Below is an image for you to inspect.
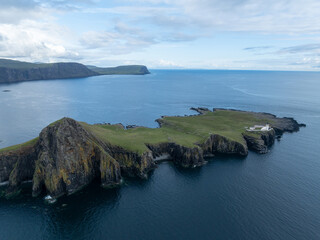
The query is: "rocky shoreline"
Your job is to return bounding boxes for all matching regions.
[0,108,305,200]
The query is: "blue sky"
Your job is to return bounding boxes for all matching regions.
[0,0,319,70]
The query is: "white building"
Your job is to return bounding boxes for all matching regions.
[261,124,271,131]
[246,124,271,132]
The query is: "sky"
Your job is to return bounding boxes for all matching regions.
[0,0,320,70]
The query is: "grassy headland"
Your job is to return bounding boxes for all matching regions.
[82,109,272,154]
[87,65,150,75]
[0,108,302,199]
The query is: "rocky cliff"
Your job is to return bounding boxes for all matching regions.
[0,62,98,84]
[0,108,305,199]
[31,118,122,198]
[0,119,122,198]
[242,130,275,154]
[147,142,205,167]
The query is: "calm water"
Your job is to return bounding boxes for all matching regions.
[0,70,320,239]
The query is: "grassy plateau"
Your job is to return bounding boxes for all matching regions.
[82,109,272,154]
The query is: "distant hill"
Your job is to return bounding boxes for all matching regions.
[0,59,150,84]
[87,65,150,75]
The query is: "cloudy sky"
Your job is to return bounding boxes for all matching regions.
[0,0,320,70]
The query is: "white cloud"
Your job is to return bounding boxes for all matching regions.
[0,20,80,62]
[157,59,183,68]
[0,0,320,69]
[135,0,320,34]
[80,22,155,55]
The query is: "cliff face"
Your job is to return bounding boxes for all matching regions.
[201,134,248,156]
[0,144,38,197]
[243,130,275,154]
[147,143,205,167]
[31,118,122,198]
[0,63,98,84]
[147,135,248,168]
[0,118,123,198]
[104,144,156,179]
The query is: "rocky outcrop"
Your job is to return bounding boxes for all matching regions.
[104,145,156,178]
[147,134,248,167]
[201,134,248,156]
[0,144,38,197]
[268,117,306,135]
[147,143,205,167]
[210,108,306,154]
[242,130,275,154]
[190,107,210,115]
[0,118,123,198]
[31,118,122,198]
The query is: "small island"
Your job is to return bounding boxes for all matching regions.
[0,58,150,84]
[0,108,305,199]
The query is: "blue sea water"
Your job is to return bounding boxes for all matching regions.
[0,70,319,240]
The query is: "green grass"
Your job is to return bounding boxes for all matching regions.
[0,59,55,69]
[82,109,273,154]
[0,137,39,154]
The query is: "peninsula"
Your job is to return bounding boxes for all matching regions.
[0,59,150,84]
[0,108,305,199]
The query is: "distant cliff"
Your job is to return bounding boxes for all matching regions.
[0,59,98,84]
[87,65,150,75]
[0,59,150,84]
[0,108,305,199]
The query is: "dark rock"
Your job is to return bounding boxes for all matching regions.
[243,130,275,154]
[0,143,38,197]
[126,125,139,129]
[190,107,210,115]
[147,143,206,167]
[105,144,156,179]
[201,134,248,156]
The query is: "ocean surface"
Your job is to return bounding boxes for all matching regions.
[0,70,319,240]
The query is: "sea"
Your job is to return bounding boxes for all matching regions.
[0,70,319,240]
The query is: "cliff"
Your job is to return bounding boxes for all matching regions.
[87,65,150,75]
[0,60,98,84]
[0,108,304,199]
[0,59,150,84]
